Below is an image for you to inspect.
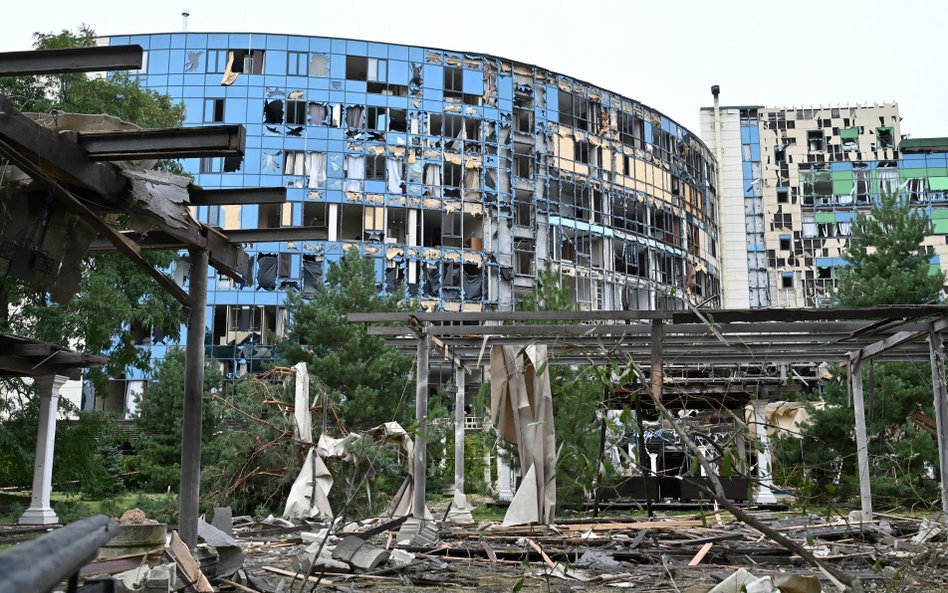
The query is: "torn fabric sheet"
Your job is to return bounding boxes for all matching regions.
[283,448,334,520]
[490,344,556,525]
[294,362,312,445]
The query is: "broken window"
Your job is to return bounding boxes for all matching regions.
[442,213,463,247]
[876,127,894,149]
[284,151,306,176]
[302,203,329,238]
[421,210,442,247]
[257,204,282,229]
[558,90,596,131]
[228,49,265,74]
[389,109,408,133]
[344,155,365,191]
[308,102,328,126]
[781,272,794,289]
[363,206,384,241]
[204,98,225,123]
[286,100,306,125]
[514,239,535,276]
[345,105,365,128]
[779,235,791,251]
[367,106,386,131]
[807,130,824,152]
[346,56,386,82]
[443,114,463,139]
[514,108,532,134]
[574,141,590,164]
[444,67,463,101]
[617,111,643,147]
[366,155,385,181]
[263,100,284,125]
[513,148,532,178]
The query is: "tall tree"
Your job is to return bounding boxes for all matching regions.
[835,189,944,306]
[0,26,186,392]
[279,252,413,430]
[775,190,944,506]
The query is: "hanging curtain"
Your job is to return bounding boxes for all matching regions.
[345,156,365,192]
[286,151,305,176]
[308,103,327,126]
[386,158,404,194]
[330,104,343,127]
[307,152,327,188]
[424,164,442,186]
[346,105,365,128]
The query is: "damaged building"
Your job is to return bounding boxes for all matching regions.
[701,96,948,308]
[98,32,722,405]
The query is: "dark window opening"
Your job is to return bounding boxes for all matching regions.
[366,155,385,181]
[514,108,532,133]
[229,49,265,74]
[286,100,306,125]
[205,98,225,123]
[444,67,463,100]
[346,56,368,80]
[258,203,282,229]
[779,236,791,250]
[876,127,894,149]
[807,130,824,152]
[390,109,408,132]
[781,274,794,289]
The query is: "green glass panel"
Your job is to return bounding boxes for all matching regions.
[932,220,948,234]
[833,179,854,194]
[929,177,948,191]
[815,212,836,223]
[930,264,942,276]
[930,210,948,220]
[839,127,859,140]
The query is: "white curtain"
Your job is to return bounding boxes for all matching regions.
[838,222,852,236]
[285,151,305,176]
[424,164,441,186]
[330,104,343,128]
[386,158,403,194]
[345,155,365,192]
[307,152,327,188]
[346,105,365,128]
[308,103,327,126]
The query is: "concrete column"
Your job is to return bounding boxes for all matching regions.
[752,400,777,504]
[179,248,208,548]
[928,326,948,516]
[412,334,429,518]
[496,454,514,501]
[453,365,466,495]
[851,358,873,521]
[19,374,69,525]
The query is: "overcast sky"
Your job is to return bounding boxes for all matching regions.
[2,0,944,139]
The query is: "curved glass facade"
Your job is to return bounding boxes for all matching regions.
[108,32,720,371]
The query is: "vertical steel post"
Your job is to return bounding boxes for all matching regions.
[851,356,873,521]
[928,325,948,515]
[179,248,208,548]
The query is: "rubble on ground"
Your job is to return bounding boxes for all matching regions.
[64,505,948,593]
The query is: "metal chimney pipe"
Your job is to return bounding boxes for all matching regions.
[182,9,190,32]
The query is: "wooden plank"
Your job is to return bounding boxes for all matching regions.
[167,531,213,593]
[687,542,714,566]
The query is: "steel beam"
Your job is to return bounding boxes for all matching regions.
[77,125,246,161]
[413,334,430,519]
[189,186,287,206]
[0,44,143,76]
[224,226,331,243]
[928,325,948,516]
[850,356,873,521]
[0,96,127,199]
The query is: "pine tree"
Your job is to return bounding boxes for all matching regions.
[279,252,413,430]
[835,189,944,306]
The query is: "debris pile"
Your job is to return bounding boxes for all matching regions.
[67,507,948,592]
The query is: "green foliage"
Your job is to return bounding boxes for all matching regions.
[202,374,300,515]
[0,395,125,497]
[323,435,408,518]
[774,363,941,507]
[131,349,223,491]
[279,251,414,430]
[0,25,185,391]
[835,189,944,306]
[519,262,575,314]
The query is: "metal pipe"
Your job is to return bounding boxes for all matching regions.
[0,515,121,593]
[179,247,208,547]
[454,364,465,496]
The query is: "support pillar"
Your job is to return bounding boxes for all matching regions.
[412,333,429,518]
[928,325,948,517]
[179,248,208,548]
[454,365,465,496]
[850,356,873,521]
[19,374,68,525]
[752,400,777,504]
